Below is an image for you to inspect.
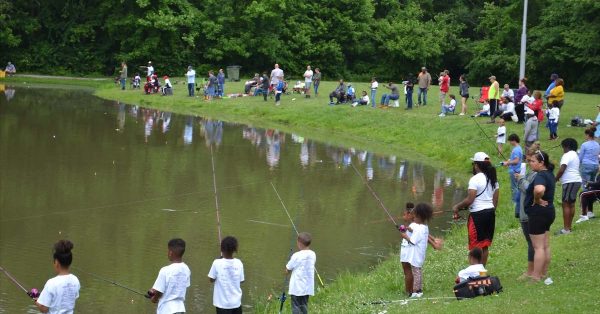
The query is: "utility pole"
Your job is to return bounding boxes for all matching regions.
[519,0,528,80]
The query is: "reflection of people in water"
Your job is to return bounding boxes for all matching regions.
[343,150,352,167]
[161,112,171,134]
[432,169,444,209]
[144,110,154,143]
[265,129,281,168]
[412,163,425,197]
[366,152,374,181]
[3,87,15,102]
[242,127,262,147]
[117,102,126,132]
[300,139,309,167]
[130,105,139,118]
[398,160,408,183]
[201,119,223,147]
[183,116,193,145]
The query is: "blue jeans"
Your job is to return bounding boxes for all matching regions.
[417,88,427,105]
[187,83,195,96]
[380,94,399,105]
[207,86,215,97]
[120,78,126,90]
[218,83,224,96]
[441,104,454,114]
[314,81,320,95]
[581,163,599,187]
[510,170,520,217]
[406,91,413,108]
[370,89,377,107]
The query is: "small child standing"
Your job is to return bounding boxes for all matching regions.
[547,102,560,140]
[275,80,284,106]
[399,203,416,297]
[286,232,316,314]
[496,119,506,155]
[399,203,434,298]
[456,247,487,283]
[208,236,245,313]
[35,240,81,313]
[149,238,191,314]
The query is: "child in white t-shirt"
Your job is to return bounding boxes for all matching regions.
[399,202,417,297]
[208,236,245,313]
[149,238,191,314]
[439,94,457,117]
[36,240,81,314]
[352,91,370,107]
[547,102,560,140]
[399,203,434,298]
[496,119,506,155]
[456,247,487,283]
[286,232,316,313]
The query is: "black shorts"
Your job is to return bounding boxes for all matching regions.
[562,182,581,203]
[216,306,242,314]
[462,94,470,99]
[468,208,495,249]
[528,207,555,235]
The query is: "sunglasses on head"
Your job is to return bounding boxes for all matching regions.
[535,150,545,162]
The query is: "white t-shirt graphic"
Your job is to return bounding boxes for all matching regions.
[37,274,80,314]
[286,250,316,296]
[208,258,245,309]
[152,262,191,314]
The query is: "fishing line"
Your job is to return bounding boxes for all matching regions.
[277,188,302,314]
[364,295,458,306]
[349,162,399,228]
[0,265,39,298]
[270,182,325,289]
[210,144,223,247]
[72,267,149,298]
[470,116,507,160]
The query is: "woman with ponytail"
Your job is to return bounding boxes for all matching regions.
[452,152,500,266]
[35,240,80,313]
[524,150,556,283]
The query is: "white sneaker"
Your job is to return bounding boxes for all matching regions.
[410,292,423,298]
[459,113,465,116]
[438,113,446,117]
[544,277,553,285]
[587,211,595,218]
[556,228,571,235]
[576,215,589,224]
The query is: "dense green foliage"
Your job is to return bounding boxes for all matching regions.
[1,0,600,91]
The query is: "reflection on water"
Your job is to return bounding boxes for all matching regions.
[0,88,466,313]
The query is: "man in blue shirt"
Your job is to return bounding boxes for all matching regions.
[544,73,558,105]
[504,134,523,218]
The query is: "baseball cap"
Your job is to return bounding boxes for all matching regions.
[470,152,490,162]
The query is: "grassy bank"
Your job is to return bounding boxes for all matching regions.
[3,75,600,313]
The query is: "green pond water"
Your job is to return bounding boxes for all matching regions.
[0,86,464,313]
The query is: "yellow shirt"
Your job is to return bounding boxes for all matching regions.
[488,82,500,100]
[548,85,564,103]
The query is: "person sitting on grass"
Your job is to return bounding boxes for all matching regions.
[4,62,16,76]
[379,82,400,107]
[351,91,369,107]
[472,100,491,117]
[346,84,356,102]
[456,247,487,283]
[439,94,457,117]
[329,79,347,105]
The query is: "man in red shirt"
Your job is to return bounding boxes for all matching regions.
[439,70,450,107]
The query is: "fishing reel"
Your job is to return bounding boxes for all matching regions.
[27,288,40,299]
[145,290,155,299]
[397,224,407,233]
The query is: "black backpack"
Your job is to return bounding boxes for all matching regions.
[453,276,502,300]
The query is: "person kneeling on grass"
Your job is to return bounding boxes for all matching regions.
[329,79,347,105]
[439,94,457,117]
[456,247,487,283]
[351,91,370,107]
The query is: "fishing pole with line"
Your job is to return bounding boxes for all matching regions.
[469,116,508,160]
[0,265,40,299]
[72,267,151,298]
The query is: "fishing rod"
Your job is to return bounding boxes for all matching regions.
[72,267,150,298]
[349,163,400,229]
[364,295,458,306]
[277,191,302,314]
[209,144,223,247]
[270,182,325,289]
[0,265,40,299]
[470,116,507,160]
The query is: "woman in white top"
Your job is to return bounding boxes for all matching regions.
[36,240,80,314]
[555,138,583,234]
[452,152,499,266]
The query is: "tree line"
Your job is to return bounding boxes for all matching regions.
[1,0,599,92]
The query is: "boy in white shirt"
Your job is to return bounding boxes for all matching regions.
[496,119,506,156]
[208,236,245,313]
[286,232,316,314]
[456,247,487,283]
[439,94,457,117]
[351,91,370,107]
[370,77,379,108]
[149,238,191,314]
[303,66,313,97]
[547,102,560,140]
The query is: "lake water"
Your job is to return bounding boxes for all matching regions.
[0,86,464,313]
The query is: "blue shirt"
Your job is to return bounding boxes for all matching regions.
[579,140,600,165]
[595,113,600,138]
[509,145,523,173]
[545,81,556,96]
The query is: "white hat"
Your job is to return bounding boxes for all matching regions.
[470,152,490,162]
